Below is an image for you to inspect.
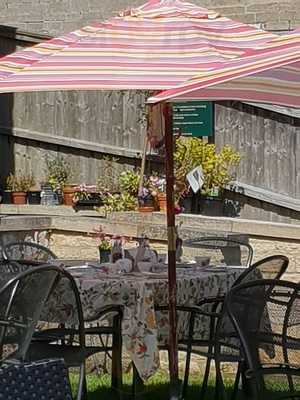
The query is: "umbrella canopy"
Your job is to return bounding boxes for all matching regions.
[0,0,277,93]
[147,32,300,107]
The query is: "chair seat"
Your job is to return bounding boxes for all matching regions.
[27,342,109,367]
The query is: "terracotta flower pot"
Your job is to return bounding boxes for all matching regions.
[138,206,154,213]
[157,192,167,212]
[12,192,27,205]
[63,186,76,206]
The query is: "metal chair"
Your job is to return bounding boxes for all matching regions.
[0,265,73,399]
[225,279,300,400]
[0,259,123,397]
[24,264,118,400]
[2,241,57,262]
[156,255,289,399]
[184,236,254,267]
[0,264,62,362]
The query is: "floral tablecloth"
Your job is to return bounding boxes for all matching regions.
[45,265,243,380]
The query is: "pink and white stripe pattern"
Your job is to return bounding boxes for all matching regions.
[0,0,276,92]
[147,32,300,108]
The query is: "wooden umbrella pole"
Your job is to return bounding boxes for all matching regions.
[163,102,179,399]
[138,132,148,196]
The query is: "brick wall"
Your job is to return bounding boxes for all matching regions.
[0,0,298,36]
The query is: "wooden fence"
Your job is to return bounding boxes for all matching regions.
[0,30,299,223]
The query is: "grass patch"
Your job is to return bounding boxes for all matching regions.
[70,371,298,399]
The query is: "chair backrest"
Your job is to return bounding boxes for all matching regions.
[2,241,57,262]
[0,264,85,363]
[234,254,289,287]
[0,265,60,362]
[225,279,300,385]
[0,260,29,288]
[214,255,289,357]
[184,236,253,267]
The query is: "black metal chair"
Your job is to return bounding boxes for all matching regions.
[2,241,57,262]
[155,255,289,399]
[0,264,73,399]
[0,264,62,362]
[0,259,123,397]
[184,236,254,267]
[24,264,121,400]
[225,279,300,400]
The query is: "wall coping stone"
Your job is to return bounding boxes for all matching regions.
[0,206,300,241]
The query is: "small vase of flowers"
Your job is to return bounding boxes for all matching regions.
[92,225,131,264]
[92,226,112,263]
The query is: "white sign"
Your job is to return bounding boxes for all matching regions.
[186,165,204,193]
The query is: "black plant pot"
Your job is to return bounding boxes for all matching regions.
[28,191,41,205]
[1,191,12,204]
[138,196,154,208]
[199,196,224,216]
[55,189,64,205]
[75,193,103,207]
[180,192,201,214]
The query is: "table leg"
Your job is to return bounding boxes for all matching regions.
[132,363,144,399]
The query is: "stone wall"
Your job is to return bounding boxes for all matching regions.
[49,229,300,281]
[0,0,298,36]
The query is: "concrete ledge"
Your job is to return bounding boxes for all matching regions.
[0,204,102,218]
[0,215,51,232]
[1,206,300,241]
[108,212,300,241]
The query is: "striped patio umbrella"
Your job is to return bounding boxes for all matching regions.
[0,2,288,398]
[0,0,277,92]
[147,32,300,107]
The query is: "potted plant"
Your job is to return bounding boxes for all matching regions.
[45,156,73,205]
[119,169,140,196]
[199,144,240,216]
[73,184,102,207]
[148,174,167,212]
[6,173,34,205]
[98,236,112,263]
[138,186,155,212]
[174,137,240,216]
[91,225,130,264]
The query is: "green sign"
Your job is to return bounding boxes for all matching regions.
[172,101,214,137]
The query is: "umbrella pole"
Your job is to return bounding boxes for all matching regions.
[163,102,179,400]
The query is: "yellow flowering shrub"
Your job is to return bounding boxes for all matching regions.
[174,137,240,197]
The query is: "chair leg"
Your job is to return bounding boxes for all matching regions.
[76,363,86,400]
[215,360,227,400]
[199,357,212,400]
[132,363,144,400]
[112,315,123,396]
[182,310,196,399]
[231,362,241,400]
[241,365,258,400]
[182,345,193,397]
